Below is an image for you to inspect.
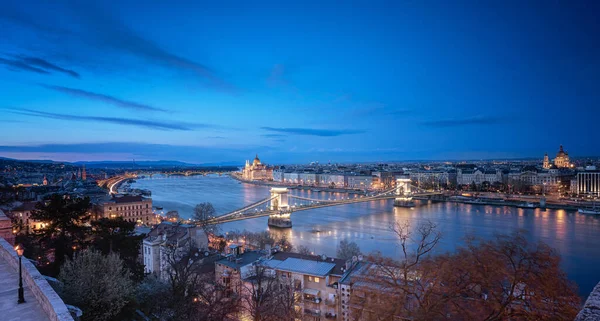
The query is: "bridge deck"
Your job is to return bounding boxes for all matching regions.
[211,194,399,224]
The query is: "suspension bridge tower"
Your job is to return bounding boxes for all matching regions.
[394,178,415,207]
[268,188,292,228]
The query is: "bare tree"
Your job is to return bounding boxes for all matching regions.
[351,225,580,321]
[193,202,220,235]
[337,239,361,260]
[241,263,281,321]
[352,220,442,320]
[442,232,581,321]
[274,234,293,252]
[161,240,239,320]
[296,245,312,256]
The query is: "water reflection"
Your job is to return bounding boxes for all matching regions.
[131,175,600,296]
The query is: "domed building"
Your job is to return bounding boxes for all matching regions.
[553,145,571,168]
[242,154,273,181]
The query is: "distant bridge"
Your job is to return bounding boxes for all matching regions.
[138,170,234,177]
[208,178,444,228]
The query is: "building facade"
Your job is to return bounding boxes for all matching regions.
[10,201,45,233]
[576,171,600,197]
[457,169,503,185]
[553,145,571,168]
[101,195,157,225]
[142,222,209,276]
[346,175,374,189]
[242,155,273,181]
[317,173,346,188]
[0,210,14,245]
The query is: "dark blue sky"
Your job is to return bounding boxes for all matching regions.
[1,0,598,164]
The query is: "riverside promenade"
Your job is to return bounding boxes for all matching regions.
[0,238,73,321]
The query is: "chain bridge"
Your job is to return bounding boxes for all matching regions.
[208,178,444,228]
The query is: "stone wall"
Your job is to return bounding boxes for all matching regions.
[0,238,74,321]
[576,282,600,321]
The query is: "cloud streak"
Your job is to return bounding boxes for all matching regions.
[40,84,166,112]
[0,54,80,78]
[0,57,50,74]
[261,127,365,137]
[9,108,213,131]
[421,115,506,127]
[261,134,287,138]
[0,2,234,91]
[20,56,80,78]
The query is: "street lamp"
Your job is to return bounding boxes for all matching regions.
[15,245,25,304]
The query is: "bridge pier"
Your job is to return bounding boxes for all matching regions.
[268,188,292,228]
[394,178,415,207]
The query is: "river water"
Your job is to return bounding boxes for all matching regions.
[129,174,600,296]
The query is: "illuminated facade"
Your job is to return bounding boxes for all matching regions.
[11,202,47,233]
[543,153,550,169]
[242,154,273,180]
[577,171,600,196]
[102,195,157,225]
[553,145,571,168]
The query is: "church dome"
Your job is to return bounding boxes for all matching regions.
[253,154,261,165]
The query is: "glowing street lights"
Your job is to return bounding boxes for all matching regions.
[15,244,25,304]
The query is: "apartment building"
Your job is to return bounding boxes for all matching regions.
[142,222,209,276]
[101,195,157,225]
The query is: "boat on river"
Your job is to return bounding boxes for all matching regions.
[516,202,537,209]
[579,202,600,215]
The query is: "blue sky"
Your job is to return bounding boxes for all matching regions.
[0,0,598,164]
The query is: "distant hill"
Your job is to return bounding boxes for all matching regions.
[72,160,198,168]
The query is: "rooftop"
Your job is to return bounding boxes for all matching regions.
[271,251,346,275]
[217,251,263,269]
[111,195,146,203]
[270,257,336,277]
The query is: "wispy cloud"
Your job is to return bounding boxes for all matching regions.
[40,84,166,112]
[8,108,213,131]
[421,115,506,127]
[0,54,80,78]
[0,2,235,91]
[0,142,271,163]
[261,134,287,138]
[0,57,50,74]
[261,127,365,137]
[206,136,226,139]
[20,56,80,78]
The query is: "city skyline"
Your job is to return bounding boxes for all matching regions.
[1,1,599,163]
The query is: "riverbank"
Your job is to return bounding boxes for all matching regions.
[229,173,369,195]
[231,174,586,211]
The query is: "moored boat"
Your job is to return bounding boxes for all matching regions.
[578,208,600,215]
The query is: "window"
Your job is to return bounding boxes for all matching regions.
[314,277,320,283]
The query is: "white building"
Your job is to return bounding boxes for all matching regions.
[273,169,284,182]
[317,173,346,188]
[577,171,600,197]
[457,169,503,185]
[346,175,374,189]
[298,172,318,186]
[142,222,209,276]
[283,172,299,184]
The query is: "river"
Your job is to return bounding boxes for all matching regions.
[128,174,600,296]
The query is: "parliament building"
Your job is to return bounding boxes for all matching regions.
[242,154,273,181]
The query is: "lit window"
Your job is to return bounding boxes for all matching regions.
[314,277,319,283]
